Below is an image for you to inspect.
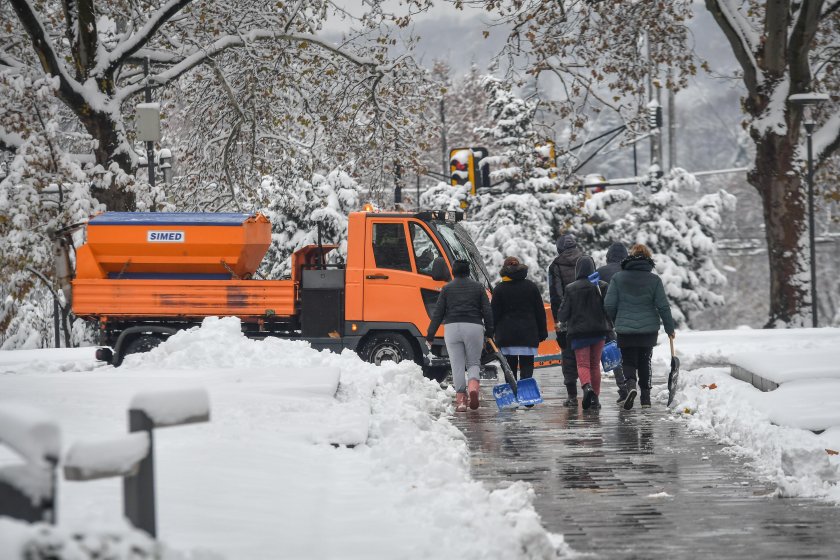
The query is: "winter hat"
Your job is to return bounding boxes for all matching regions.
[556,234,577,254]
[605,242,629,264]
[574,255,596,280]
[500,256,528,281]
[452,259,471,277]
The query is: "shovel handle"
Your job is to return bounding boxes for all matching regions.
[669,337,675,358]
[487,337,500,352]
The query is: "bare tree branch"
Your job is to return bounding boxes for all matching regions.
[789,0,824,91]
[99,0,193,76]
[116,30,380,101]
[705,0,762,95]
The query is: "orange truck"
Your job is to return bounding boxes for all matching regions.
[68,209,562,371]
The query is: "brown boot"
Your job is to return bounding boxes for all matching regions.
[468,379,480,410]
[455,392,468,412]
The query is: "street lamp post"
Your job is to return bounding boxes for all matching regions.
[789,92,829,328]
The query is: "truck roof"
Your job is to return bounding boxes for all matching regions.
[89,212,262,226]
[355,210,463,222]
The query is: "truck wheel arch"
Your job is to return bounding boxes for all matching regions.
[112,325,180,366]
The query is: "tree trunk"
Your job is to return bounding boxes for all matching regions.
[77,105,136,211]
[750,131,810,327]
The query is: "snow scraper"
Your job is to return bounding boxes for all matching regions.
[667,338,680,406]
[488,339,543,409]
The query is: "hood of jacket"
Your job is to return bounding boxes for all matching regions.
[574,255,596,280]
[621,254,655,272]
[606,242,629,264]
[555,234,578,255]
[500,263,528,281]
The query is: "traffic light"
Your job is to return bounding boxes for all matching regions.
[648,102,663,130]
[450,147,490,195]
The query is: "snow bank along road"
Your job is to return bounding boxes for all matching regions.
[0,317,568,559]
[453,327,840,559]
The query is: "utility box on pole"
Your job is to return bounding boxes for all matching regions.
[136,103,161,143]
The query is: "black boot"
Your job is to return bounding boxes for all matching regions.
[641,391,651,408]
[623,381,638,410]
[562,383,578,407]
[582,383,594,410]
[616,386,629,405]
[591,394,601,410]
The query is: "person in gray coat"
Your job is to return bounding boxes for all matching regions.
[603,244,676,409]
[596,242,630,405]
[427,259,493,412]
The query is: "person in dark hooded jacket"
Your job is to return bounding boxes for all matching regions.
[596,242,630,405]
[603,244,676,409]
[548,234,583,405]
[556,255,610,410]
[491,256,547,381]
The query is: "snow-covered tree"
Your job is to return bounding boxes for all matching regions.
[477,0,840,327]
[1,0,436,210]
[602,170,737,327]
[258,169,361,278]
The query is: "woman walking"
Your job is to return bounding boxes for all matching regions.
[556,255,610,410]
[491,256,547,381]
[603,244,676,409]
[426,259,494,412]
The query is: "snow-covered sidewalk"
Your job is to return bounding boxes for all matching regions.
[0,317,566,559]
[661,328,840,504]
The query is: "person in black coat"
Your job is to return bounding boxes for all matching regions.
[557,255,610,410]
[596,242,630,405]
[491,256,548,380]
[548,233,583,405]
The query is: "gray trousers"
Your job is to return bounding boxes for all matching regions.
[444,322,485,393]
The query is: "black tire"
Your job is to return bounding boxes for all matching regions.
[124,334,163,357]
[358,332,416,366]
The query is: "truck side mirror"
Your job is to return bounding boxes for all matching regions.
[431,257,452,282]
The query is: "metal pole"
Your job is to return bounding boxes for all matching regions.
[144,58,155,189]
[124,410,156,537]
[806,122,818,327]
[439,98,448,177]
[394,163,402,206]
[633,143,638,176]
[668,69,676,170]
[53,297,60,348]
[416,175,421,212]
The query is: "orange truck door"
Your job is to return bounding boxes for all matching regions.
[362,219,447,334]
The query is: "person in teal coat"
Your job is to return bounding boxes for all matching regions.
[603,243,676,409]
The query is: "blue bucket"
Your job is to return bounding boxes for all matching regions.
[515,378,543,406]
[601,340,622,372]
[493,383,519,410]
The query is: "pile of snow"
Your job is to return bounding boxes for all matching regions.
[0,317,567,559]
[661,328,840,504]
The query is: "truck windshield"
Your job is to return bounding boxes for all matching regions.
[434,222,493,289]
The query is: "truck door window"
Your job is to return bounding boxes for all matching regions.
[409,223,442,276]
[372,223,412,271]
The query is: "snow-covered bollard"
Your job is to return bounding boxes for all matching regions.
[124,388,210,538]
[63,432,150,481]
[0,403,61,524]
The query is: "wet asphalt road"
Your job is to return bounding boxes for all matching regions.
[449,367,840,559]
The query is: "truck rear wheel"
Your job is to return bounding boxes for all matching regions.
[359,332,416,366]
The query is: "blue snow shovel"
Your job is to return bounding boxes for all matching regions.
[489,338,519,409]
[488,339,543,409]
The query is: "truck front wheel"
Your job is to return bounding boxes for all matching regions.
[358,332,416,366]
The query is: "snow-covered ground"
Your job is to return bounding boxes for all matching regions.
[0,317,567,559]
[659,327,840,504]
